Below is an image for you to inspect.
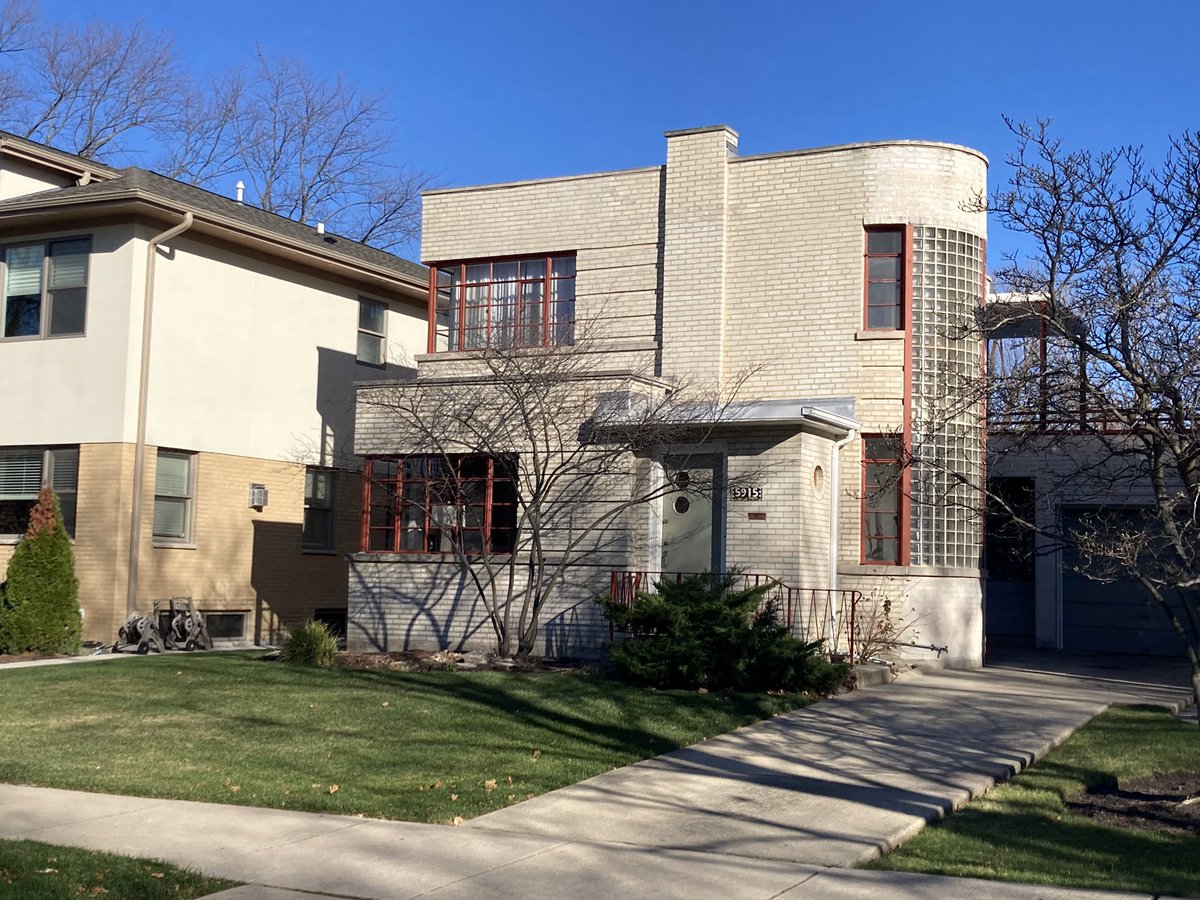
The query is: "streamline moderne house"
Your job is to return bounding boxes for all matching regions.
[0,131,427,645]
[349,125,990,666]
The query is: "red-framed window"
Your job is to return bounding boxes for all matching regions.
[861,435,903,564]
[864,227,904,330]
[362,454,518,555]
[429,254,576,352]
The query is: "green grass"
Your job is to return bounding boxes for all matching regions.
[0,653,812,823]
[0,838,235,899]
[866,705,1200,897]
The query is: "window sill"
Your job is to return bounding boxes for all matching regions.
[839,563,981,578]
[302,548,339,556]
[350,551,516,564]
[854,330,904,341]
[415,340,658,363]
[153,541,197,550]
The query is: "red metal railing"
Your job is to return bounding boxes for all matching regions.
[607,571,860,661]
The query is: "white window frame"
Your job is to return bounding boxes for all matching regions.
[1,236,91,341]
[152,449,197,545]
[357,297,387,366]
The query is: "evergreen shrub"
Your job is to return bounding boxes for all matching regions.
[600,573,848,694]
[0,487,82,655]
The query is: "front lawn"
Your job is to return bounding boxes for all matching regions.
[0,653,812,823]
[0,838,234,899]
[866,705,1200,898]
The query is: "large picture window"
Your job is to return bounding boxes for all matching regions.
[864,228,904,330]
[862,435,903,565]
[0,446,79,537]
[431,254,575,352]
[363,454,517,555]
[2,237,90,339]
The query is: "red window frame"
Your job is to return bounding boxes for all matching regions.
[864,227,905,330]
[427,254,576,353]
[361,454,517,555]
[861,435,904,565]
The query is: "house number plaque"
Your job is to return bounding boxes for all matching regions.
[729,485,764,502]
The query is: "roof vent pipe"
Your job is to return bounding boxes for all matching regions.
[316,222,325,235]
[235,181,245,203]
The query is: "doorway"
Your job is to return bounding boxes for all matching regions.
[660,457,722,575]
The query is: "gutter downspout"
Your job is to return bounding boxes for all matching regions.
[126,212,194,615]
[828,427,857,652]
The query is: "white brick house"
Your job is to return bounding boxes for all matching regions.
[349,125,989,665]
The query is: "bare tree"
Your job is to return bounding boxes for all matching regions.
[355,320,760,658]
[938,119,1200,715]
[1,11,181,159]
[0,6,428,251]
[159,49,429,251]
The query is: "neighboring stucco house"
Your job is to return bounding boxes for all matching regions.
[0,131,427,646]
[348,125,989,666]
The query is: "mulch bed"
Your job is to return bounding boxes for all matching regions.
[1067,772,1200,837]
[264,648,586,674]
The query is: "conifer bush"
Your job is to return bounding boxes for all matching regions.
[0,487,82,655]
[600,573,849,694]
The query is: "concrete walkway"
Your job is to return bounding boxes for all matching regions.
[1,652,1194,898]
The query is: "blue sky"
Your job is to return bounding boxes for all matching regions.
[41,0,1200,262]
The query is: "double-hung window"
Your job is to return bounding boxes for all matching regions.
[153,450,196,543]
[357,298,387,366]
[431,254,576,352]
[862,435,902,565]
[864,228,904,330]
[363,454,517,555]
[2,237,90,339]
[303,467,335,551]
[0,446,79,537]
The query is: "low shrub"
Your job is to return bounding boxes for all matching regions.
[279,619,339,667]
[600,574,849,694]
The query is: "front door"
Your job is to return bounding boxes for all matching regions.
[661,459,719,575]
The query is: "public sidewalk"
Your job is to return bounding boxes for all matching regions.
[1,653,1194,899]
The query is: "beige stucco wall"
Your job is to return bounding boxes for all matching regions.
[0,223,139,446]
[0,156,74,201]
[139,228,425,466]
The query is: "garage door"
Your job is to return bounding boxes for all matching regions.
[1061,509,1190,657]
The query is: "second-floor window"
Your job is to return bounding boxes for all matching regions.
[864,228,903,330]
[2,237,90,340]
[357,298,387,366]
[431,254,576,352]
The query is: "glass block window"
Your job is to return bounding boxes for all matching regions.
[909,226,985,568]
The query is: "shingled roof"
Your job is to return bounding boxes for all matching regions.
[0,131,427,287]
